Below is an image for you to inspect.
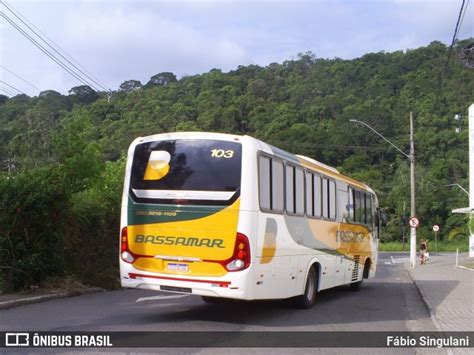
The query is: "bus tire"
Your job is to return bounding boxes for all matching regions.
[350,259,370,291]
[350,278,363,291]
[293,266,317,309]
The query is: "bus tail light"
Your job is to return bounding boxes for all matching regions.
[226,233,251,271]
[121,251,135,263]
[121,227,128,252]
[120,227,135,263]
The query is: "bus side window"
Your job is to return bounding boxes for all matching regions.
[354,190,361,223]
[305,172,313,217]
[295,167,305,215]
[348,187,354,221]
[329,180,336,220]
[322,177,329,219]
[314,174,322,217]
[258,156,271,210]
[285,165,295,214]
[271,160,284,212]
[366,194,373,226]
[258,155,284,213]
[361,193,368,224]
[336,184,348,222]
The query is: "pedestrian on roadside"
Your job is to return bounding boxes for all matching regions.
[420,239,428,265]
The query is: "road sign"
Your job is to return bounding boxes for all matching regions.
[433,225,440,252]
[409,217,419,228]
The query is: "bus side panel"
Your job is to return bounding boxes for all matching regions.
[251,212,342,299]
[251,210,377,298]
[252,213,299,300]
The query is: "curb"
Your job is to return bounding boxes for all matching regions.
[405,268,444,332]
[0,288,103,310]
[455,265,474,272]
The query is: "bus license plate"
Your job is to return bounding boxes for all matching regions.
[167,263,189,272]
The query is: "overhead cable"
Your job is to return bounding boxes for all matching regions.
[1,0,110,92]
[433,0,468,110]
[457,0,470,39]
[0,80,26,94]
[0,86,16,96]
[0,11,100,91]
[0,64,41,92]
[442,0,467,76]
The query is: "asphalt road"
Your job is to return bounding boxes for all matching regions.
[1,253,445,354]
[0,253,437,335]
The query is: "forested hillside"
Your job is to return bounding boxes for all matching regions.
[1,40,472,291]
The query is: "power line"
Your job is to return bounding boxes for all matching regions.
[443,0,467,74]
[455,0,471,69]
[0,0,111,94]
[0,86,15,96]
[433,0,468,110]
[0,80,25,94]
[1,0,110,92]
[269,140,400,153]
[0,65,41,92]
[458,0,470,40]
[0,11,100,91]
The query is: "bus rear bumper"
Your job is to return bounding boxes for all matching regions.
[120,270,250,299]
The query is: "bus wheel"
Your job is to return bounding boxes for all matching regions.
[351,260,369,291]
[350,278,363,291]
[294,267,317,309]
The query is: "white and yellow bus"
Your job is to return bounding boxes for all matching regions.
[120,132,381,308]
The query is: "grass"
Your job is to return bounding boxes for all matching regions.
[462,262,474,270]
[379,242,408,252]
[379,240,469,252]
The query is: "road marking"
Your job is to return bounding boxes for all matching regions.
[392,258,410,264]
[390,256,410,264]
[136,294,190,303]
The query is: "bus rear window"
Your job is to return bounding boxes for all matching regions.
[130,139,242,204]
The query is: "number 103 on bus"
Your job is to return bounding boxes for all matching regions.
[210,149,234,158]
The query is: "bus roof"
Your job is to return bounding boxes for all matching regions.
[264,141,369,191]
[131,131,371,191]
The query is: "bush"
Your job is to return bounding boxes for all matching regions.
[63,158,125,288]
[0,168,67,291]
[0,157,125,292]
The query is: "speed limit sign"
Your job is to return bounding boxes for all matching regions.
[433,225,440,232]
[409,217,420,228]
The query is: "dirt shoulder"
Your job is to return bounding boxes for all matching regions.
[0,278,103,310]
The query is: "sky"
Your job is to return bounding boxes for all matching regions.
[0,0,473,96]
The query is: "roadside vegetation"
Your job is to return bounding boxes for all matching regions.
[0,40,472,292]
[462,262,474,269]
[379,239,469,252]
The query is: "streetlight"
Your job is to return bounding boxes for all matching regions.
[350,113,417,268]
[445,183,470,197]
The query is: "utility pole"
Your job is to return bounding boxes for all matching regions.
[350,114,417,268]
[409,112,417,268]
[451,105,473,257]
[402,201,406,251]
[469,104,474,257]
